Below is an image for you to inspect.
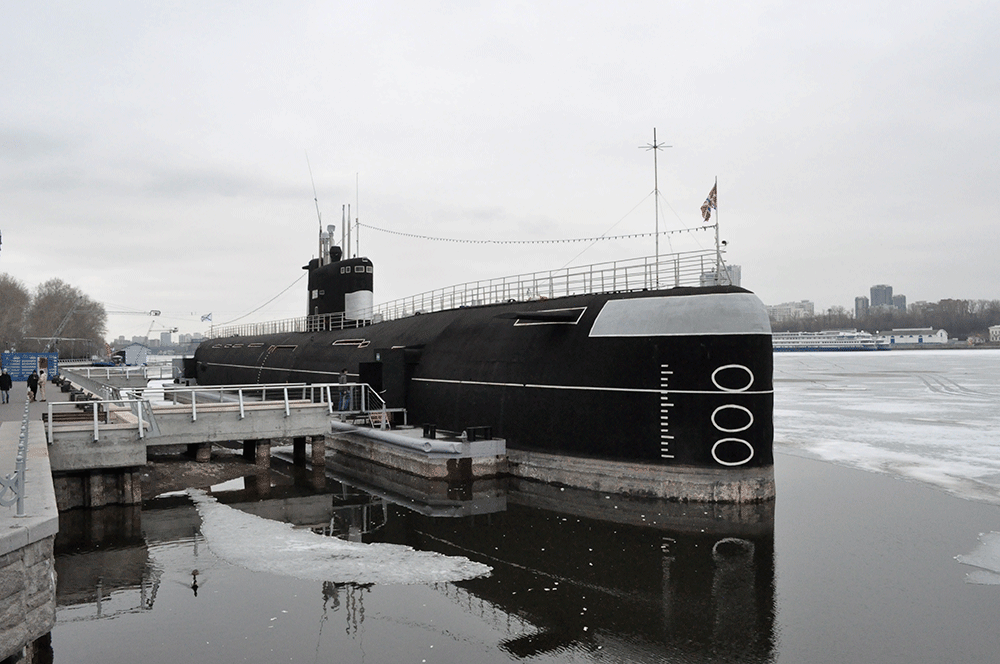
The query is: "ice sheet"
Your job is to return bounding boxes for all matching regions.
[774,349,1000,504]
[187,489,492,585]
[956,531,1000,585]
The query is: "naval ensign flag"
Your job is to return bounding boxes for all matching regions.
[701,183,717,222]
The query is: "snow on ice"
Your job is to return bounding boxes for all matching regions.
[187,489,492,585]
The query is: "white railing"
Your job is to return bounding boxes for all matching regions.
[1,394,30,516]
[209,312,369,339]
[71,366,159,381]
[210,249,724,339]
[149,381,388,422]
[46,398,152,444]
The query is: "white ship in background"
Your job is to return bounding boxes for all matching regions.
[772,329,890,352]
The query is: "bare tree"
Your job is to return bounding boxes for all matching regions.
[0,273,30,351]
[23,279,107,358]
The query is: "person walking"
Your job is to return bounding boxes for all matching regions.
[37,368,47,401]
[0,369,11,404]
[26,371,39,402]
[338,368,350,410]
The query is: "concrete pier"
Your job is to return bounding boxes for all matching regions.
[242,439,271,467]
[327,423,507,483]
[292,436,325,468]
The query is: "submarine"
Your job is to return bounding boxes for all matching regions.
[192,226,774,502]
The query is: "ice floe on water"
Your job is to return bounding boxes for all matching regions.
[956,532,1000,585]
[187,489,492,585]
[774,349,1000,504]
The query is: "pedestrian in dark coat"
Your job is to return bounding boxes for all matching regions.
[27,371,39,402]
[0,369,11,404]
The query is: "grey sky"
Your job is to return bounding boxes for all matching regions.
[3,2,997,339]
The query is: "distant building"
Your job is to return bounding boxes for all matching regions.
[767,300,815,322]
[884,328,948,346]
[855,296,869,319]
[870,284,893,307]
[160,331,172,346]
[700,264,741,287]
[118,343,150,366]
[990,325,1000,343]
[892,294,906,312]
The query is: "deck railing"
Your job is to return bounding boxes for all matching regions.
[209,249,725,339]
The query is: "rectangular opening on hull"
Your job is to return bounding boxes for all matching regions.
[332,339,368,347]
[508,307,587,326]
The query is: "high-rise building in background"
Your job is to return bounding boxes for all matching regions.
[892,294,906,312]
[855,296,869,319]
[870,284,893,307]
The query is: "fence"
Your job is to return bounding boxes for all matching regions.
[0,395,30,516]
[210,249,725,338]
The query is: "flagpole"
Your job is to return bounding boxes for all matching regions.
[714,176,722,284]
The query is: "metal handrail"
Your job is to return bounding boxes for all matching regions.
[71,366,152,380]
[0,394,29,516]
[148,381,387,422]
[45,398,151,443]
[209,249,725,338]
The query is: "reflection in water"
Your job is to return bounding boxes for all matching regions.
[54,458,775,662]
[371,479,776,661]
[54,506,162,621]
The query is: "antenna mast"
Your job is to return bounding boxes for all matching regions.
[640,129,671,286]
[306,152,324,259]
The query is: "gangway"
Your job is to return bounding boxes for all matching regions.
[43,381,408,473]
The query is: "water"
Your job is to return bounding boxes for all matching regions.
[50,350,1000,663]
[774,348,1000,503]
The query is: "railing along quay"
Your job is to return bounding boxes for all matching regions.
[0,394,30,516]
[209,249,727,338]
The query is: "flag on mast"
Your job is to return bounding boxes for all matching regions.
[701,183,717,222]
[701,183,719,223]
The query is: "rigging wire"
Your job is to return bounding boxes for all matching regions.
[558,191,656,268]
[219,272,307,327]
[357,213,711,247]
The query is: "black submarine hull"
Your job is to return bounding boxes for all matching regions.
[194,285,773,471]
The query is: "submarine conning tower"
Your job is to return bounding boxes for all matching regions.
[304,228,373,322]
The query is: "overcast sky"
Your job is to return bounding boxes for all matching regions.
[3,1,998,340]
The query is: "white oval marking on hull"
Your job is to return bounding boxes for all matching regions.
[711,404,754,433]
[711,438,754,466]
[711,364,754,392]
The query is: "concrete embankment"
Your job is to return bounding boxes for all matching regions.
[0,392,59,662]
